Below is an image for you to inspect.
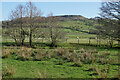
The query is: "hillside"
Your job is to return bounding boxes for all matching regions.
[2,15,98,34]
[55,15,98,33]
[54,15,87,21]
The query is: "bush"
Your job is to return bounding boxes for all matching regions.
[97,58,109,65]
[93,66,109,78]
[80,52,94,64]
[2,49,11,58]
[38,70,47,78]
[55,48,68,56]
[80,48,86,53]
[79,49,100,64]
[34,49,43,61]
[2,66,15,78]
[16,47,33,61]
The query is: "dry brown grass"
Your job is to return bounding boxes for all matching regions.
[92,64,110,78]
[2,65,15,78]
[2,49,11,58]
[35,49,44,61]
[16,47,33,61]
[38,70,47,78]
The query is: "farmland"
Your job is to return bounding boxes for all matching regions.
[2,17,120,78]
[2,42,119,78]
[1,1,120,79]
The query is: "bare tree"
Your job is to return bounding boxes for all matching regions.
[5,4,27,45]
[95,18,116,47]
[3,2,42,46]
[100,1,120,20]
[46,13,66,47]
[3,4,26,45]
[25,2,42,47]
[18,5,26,45]
[99,1,120,45]
[4,27,21,44]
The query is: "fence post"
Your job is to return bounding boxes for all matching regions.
[89,37,91,45]
[77,37,79,44]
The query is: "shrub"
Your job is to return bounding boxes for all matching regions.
[68,48,74,52]
[38,71,42,78]
[16,47,33,61]
[34,49,43,61]
[80,52,94,64]
[79,49,100,64]
[55,48,68,56]
[11,48,18,55]
[2,66,15,78]
[98,52,110,59]
[81,48,86,53]
[2,49,11,58]
[38,70,47,78]
[94,66,109,78]
[88,49,98,54]
[108,58,118,65]
[103,52,110,56]
[72,60,82,67]
[69,53,78,62]
[98,58,109,65]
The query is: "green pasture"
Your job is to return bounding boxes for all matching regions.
[2,21,120,78]
[2,41,120,78]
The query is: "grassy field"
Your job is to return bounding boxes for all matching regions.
[2,56,118,78]
[2,23,120,78]
[2,41,120,78]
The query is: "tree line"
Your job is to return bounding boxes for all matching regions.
[2,2,65,47]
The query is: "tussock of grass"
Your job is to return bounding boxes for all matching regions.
[2,65,15,78]
[2,49,11,58]
[2,45,119,78]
